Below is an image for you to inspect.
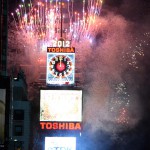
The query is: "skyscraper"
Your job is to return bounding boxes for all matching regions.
[0,0,8,76]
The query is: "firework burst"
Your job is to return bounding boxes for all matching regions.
[8,0,149,137]
[11,0,103,49]
[122,31,150,70]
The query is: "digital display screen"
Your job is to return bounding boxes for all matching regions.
[40,90,82,122]
[45,137,76,150]
[52,40,71,47]
[0,89,6,144]
[46,47,75,86]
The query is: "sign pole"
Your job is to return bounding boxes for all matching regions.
[61,0,63,38]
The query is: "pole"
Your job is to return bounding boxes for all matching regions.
[61,0,63,38]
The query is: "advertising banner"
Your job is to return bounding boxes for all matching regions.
[40,90,82,122]
[45,137,76,150]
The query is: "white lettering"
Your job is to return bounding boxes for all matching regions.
[48,147,72,150]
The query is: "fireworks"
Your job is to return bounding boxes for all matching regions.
[8,0,104,97]
[108,82,130,125]
[117,107,129,124]
[11,0,103,49]
[8,0,149,136]
[122,32,150,70]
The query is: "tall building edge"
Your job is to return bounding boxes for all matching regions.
[0,0,8,76]
[0,75,11,150]
[7,72,31,150]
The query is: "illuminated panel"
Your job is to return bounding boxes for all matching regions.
[46,47,75,86]
[0,89,6,145]
[45,137,76,150]
[40,90,82,122]
[52,40,71,47]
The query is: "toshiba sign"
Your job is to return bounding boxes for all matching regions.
[40,122,81,130]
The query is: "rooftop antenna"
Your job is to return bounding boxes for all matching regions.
[60,0,63,38]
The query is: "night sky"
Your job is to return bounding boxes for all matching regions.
[7,0,150,150]
[105,0,150,22]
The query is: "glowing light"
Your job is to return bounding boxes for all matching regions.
[89,38,93,43]
[11,0,103,45]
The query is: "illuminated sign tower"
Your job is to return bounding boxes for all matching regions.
[40,1,82,150]
[46,0,75,86]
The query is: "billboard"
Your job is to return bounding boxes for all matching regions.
[0,89,6,145]
[45,137,76,150]
[40,90,82,122]
[46,47,75,86]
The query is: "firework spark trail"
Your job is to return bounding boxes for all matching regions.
[11,0,103,46]
[8,0,150,137]
[122,31,150,70]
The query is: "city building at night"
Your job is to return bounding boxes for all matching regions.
[0,0,8,76]
[0,0,10,149]
[8,71,31,150]
[0,75,10,150]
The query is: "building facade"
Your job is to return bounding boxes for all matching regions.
[8,71,31,150]
[0,75,10,150]
[0,0,8,76]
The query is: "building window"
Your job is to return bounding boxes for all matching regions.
[14,125,23,136]
[13,87,27,100]
[14,141,24,150]
[14,110,24,120]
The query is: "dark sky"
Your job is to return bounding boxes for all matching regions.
[104,0,150,22]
